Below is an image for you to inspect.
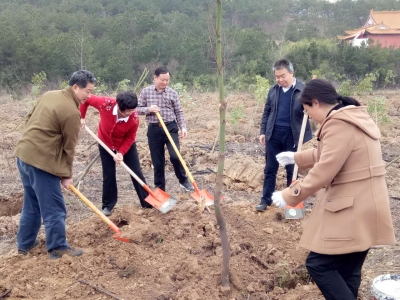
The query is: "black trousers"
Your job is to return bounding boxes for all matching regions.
[262,126,296,205]
[99,143,152,210]
[147,121,187,191]
[306,249,369,300]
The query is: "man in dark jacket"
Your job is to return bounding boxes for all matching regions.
[257,59,312,211]
[14,70,96,259]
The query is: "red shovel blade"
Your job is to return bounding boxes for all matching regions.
[113,234,131,243]
[145,188,178,214]
[284,180,304,219]
[284,202,304,219]
[191,190,214,206]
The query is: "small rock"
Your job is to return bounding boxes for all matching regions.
[263,228,274,234]
[246,283,256,292]
[273,286,285,294]
[219,285,231,293]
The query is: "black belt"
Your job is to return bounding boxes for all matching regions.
[149,121,175,127]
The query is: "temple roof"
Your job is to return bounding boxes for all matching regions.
[339,10,400,40]
[369,10,400,29]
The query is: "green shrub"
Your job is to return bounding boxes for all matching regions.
[228,103,245,125]
[171,82,193,107]
[337,80,353,97]
[192,74,217,92]
[115,79,131,93]
[31,71,47,97]
[355,72,377,96]
[366,97,390,127]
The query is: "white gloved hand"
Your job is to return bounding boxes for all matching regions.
[272,191,287,208]
[276,152,295,167]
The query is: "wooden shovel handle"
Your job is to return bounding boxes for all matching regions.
[291,75,317,182]
[155,112,199,191]
[292,113,308,182]
[69,185,121,234]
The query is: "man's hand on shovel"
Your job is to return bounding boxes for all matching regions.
[61,178,73,190]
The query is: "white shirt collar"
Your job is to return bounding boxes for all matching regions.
[113,105,129,123]
[281,78,296,93]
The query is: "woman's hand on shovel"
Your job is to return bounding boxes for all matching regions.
[114,152,123,164]
[276,152,295,167]
[272,191,287,208]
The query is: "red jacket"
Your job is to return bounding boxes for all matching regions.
[80,95,139,155]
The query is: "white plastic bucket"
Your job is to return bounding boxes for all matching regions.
[371,274,400,300]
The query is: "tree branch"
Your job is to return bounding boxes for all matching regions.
[78,279,122,300]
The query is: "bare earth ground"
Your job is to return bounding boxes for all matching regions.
[0,90,399,300]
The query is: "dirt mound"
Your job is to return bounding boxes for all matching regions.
[0,194,23,217]
[0,91,399,299]
[0,203,323,300]
[224,156,264,191]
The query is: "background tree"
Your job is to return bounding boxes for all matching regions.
[1,0,400,90]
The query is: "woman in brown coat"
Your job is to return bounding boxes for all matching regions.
[272,79,396,300]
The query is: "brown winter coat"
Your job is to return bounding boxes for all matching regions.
[14,87,81,178]
[282,106,396,255]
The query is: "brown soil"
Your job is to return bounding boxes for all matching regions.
[0,90,399,300]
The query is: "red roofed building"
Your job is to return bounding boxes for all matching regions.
[338,10,400,48]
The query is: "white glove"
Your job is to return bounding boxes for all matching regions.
[272,191,287,208]
[276,152,295,167]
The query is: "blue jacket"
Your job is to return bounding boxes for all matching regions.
[260,80,312,145]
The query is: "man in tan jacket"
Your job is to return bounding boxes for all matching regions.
[273,79,395,300]
[15,70,96,259]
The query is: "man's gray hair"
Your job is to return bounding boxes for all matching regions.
[273,59,294,73]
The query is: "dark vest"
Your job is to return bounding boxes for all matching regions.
[275,86,293,128]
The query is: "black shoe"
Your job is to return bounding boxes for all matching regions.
[180,180,194,192]
[49,247,84,260]
[256,203,268,211]
[102,207,112,216]
[18,238,41,255]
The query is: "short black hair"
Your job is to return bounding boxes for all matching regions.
[69,70,97,88]
[116,91,138,111]
[154,66,170,77]
[273,59,294,73]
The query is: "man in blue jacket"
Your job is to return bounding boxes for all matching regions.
[257,59,312,211]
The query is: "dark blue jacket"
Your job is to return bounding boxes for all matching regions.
[260,80,312,145]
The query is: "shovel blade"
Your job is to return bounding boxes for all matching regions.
[284,202,304,219]
[191,190,214,206]
[145,188,178,214]
[113,234,132,243]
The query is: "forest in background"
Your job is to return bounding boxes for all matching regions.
[1,0,400,93]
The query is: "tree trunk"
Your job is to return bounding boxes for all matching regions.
[214,0,230,288]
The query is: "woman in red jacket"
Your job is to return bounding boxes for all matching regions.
[80,91,152,216]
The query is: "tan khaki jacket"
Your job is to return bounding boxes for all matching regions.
[15,87,80,178]
[282,106,396,254]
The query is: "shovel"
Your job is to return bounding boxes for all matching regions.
[155,112,214,207]
[284,112,307,219]
[284,75,317,219]
[84,125,177,214]
[69,185,131,243]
